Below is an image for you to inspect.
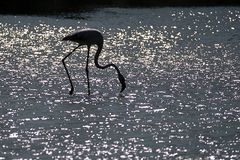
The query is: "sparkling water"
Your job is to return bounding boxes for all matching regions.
[0,7,239,159]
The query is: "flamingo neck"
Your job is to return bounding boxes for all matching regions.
[94,44,126,92]
[94,44,119,71]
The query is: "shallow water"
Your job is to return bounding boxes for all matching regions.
[0,7,240,159]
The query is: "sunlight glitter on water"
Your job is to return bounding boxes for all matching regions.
[0,7,240,159]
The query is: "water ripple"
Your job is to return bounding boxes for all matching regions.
[0,7,240,159]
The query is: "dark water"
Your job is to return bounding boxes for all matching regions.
[0,7,240,159]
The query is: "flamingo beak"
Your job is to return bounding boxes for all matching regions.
[118,73,126,93]
[62,36,70,41]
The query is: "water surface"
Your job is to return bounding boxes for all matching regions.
[0,7,240,159]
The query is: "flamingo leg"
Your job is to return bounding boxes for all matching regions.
[62,45,80,95]
[86,46,91,95]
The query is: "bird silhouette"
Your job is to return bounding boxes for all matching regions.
[62,28,126,95]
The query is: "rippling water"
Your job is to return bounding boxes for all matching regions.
[0,7,240,159]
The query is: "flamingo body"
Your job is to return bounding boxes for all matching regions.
[62,29,103,46]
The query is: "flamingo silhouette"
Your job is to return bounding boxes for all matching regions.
[62,29,126,95]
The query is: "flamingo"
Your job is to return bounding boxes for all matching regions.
[62,28,126,95]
